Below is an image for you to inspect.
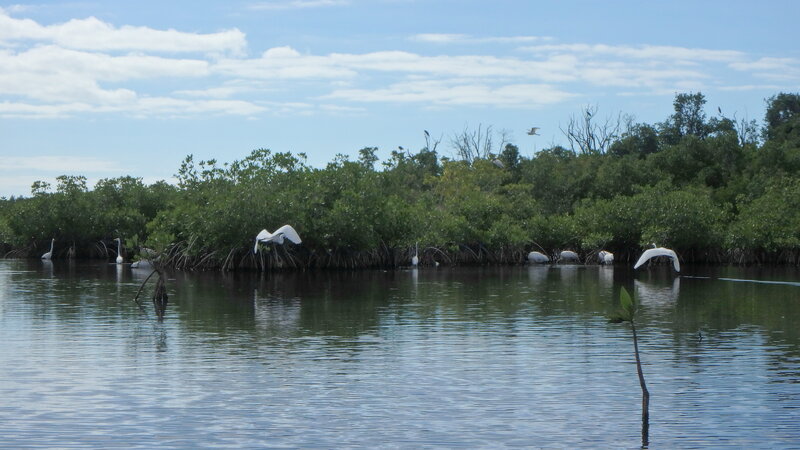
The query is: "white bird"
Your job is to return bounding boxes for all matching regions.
[527,127,540,136]
[411,242,419,266]
[528,251,550,264]
[559,250,579,262]
[113,238,124,264]
[131,260,152,269]
[492,159,505,169]
[634,245,680,272]
[41,238,55,260]
[598,250,614,265]
[254,225,302,253]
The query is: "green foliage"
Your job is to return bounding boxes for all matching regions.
[728,178,800,251]
[2,91,799,267]
[765,92,800,142]
[609,286,636,323]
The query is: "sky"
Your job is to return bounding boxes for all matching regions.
[0,0,798,198]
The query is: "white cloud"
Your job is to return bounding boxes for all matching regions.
[729,57,799,71]
[718,84,783,91]
[325,80,574,107]
[0,155,123,172]
[411,33,468,43]
[0,8,246,54]
[247,0,349,10]
[214,46,358,79]
[0,8,793,119]
[0,96,265,119]
[522,43,745,63]
[729,57,800,82]
[411,33,552,44]
[0,45,210,107]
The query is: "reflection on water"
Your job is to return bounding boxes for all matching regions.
[635,277,680,309]
[0,260,799,448]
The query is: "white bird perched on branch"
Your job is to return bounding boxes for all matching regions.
[598,250,614,265]
[254,225,302,253]
[634,245,680,272]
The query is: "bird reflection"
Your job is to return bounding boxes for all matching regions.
[253,289,301,335]
[527,265,548,287]
[634,277,680,308]
[41,259,54,277]
[598,265,614,290]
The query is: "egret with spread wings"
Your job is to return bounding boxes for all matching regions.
[634,245,680,272]
[254,225,302,253]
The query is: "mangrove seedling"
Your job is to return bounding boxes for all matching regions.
[609,286,649,447]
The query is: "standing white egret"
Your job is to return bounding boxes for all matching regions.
[598,250,614,265]
[527,251,550,264]
[411,242,419,266]
[634,245,680,272]
[559,250,580,262]
[254,225,302,253]
[113,238,124,264]
[41,238,55,260]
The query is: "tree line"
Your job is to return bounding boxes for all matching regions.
[1,92,799,269]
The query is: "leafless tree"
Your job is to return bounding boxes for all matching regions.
[560,105,627,155]
[423,129,442,153]
[450,124,510,163]
[732,112,760,147]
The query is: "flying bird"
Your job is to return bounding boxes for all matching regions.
[527,127,540,136]
[254,225,302,253]
[634,244,680,272]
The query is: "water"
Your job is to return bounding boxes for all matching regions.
[1,260,798,448]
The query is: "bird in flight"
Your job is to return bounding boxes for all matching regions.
[527,127,540,136]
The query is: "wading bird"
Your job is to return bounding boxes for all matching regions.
[527,251,550,264]
[113,238,124,264]
[254,225,302,253]
[527,127,540,136]
[41,238,55,260]
[634,244,680,272]
[411,242,419,266]
[559,250,580,262]
[598,250,614,265]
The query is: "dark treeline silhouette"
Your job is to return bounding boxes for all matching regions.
[2,92,800,270]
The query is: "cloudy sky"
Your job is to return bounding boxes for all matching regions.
[0,0,798,197]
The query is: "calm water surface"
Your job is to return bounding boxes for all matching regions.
[0,260,798,448]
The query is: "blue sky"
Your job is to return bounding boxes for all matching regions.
[0,0,798,198]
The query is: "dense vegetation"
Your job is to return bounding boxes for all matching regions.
[2,92,800,270]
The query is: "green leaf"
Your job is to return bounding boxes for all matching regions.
[619,286,635,321]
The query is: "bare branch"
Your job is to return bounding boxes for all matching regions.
[560,105,623,154]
